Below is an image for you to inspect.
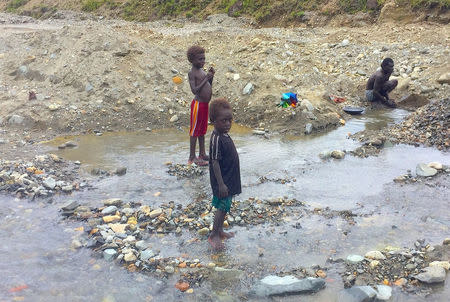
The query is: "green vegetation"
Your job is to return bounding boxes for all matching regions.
[6,0,29,12]
[338,0,367,13]
[3,0,450,21]
[82,0,105,12]
[81,0,119,12]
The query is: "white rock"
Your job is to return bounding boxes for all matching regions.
[437,72,450,84]
[376,285,392,300]
[124,252,137,262]
[347,254,364,264]
[103,249,117,261]
[165,266,175,273]
[170,115,179,122]
[243,82,254,95]
[429,261,450,271]
[428,162,443,170]
[416,163,437,177]
[365,250,386,260]
[149,208,163,218]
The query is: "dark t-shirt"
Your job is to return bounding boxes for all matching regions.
[209,130,241,197]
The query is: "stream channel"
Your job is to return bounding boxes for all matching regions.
[1,108,449,302]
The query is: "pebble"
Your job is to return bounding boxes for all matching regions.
[365,250,386,260]
[140,249,155,261]
[331,150,345,159]
[347,254,364,264]
[101,206,118,215]
[103,249,117,261]
[149,208,163,218]
[243,82,254,95]
[164,266,175,274]
[198,227,209,236]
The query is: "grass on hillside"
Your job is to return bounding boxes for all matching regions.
[4,0,450,21]
[6,0,29,12]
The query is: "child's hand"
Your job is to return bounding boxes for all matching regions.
[209,66,215,75]
[218,184,229,198]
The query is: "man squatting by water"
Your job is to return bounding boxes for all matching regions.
[187,45,215,166]
[366,58,398,108]
[208,98,241,251]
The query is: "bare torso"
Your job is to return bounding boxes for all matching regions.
[366,70,389,90]
[189,68,212,103]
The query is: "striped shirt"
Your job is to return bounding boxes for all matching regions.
[209,130,241,197]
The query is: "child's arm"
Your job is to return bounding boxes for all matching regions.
[188,71,214,95]
[212,159,228,198]
[208,67,215,85]
[373,76,389,102]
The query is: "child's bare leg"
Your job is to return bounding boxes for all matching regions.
[219,212,234,239]
[188,136,197,163]
[208,210,225,250]
[198,136,209,160]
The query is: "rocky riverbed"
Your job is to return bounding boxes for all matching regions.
[0,153,87,198]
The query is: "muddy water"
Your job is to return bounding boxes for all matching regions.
[1,109,449,301]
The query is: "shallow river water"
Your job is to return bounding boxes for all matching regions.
[1,108,449,302]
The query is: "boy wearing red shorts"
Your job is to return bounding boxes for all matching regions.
[187,46,215,166]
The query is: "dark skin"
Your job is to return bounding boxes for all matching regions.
[188,52,215,164]
[366,61,398,107]
[208,108,235,251]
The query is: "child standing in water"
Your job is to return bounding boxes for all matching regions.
[187,45,215,166]
[208,98,241,250]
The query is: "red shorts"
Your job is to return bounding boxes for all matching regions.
[190,100,209,137]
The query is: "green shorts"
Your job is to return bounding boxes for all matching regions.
[212,195,232,213]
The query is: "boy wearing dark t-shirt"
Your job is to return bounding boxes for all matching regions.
[208,98,241,251]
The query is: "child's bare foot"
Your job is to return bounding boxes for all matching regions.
[208,234,225,251]
[193,157,208,166]
[219,230,234,239]
[198,154,209,161]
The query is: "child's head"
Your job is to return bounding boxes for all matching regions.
[381,57,394,74]
[187,45,205,67]
[210,98,233,133]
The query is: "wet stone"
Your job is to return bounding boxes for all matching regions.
[103,198,122,206]
[43,177,56,189]
[376,285,392,300]
[140,249,155,261]
[101,206,118,215]
[115,167,127,176]
[347,255,364,264]
[61,201,80,212]
[416,163,437,177]
[165,266,175,274]
[253,275,325,297]
[414,266,446,283]
[337,286,377,302]
[103,249,117,261]
[365,251,386,260]
[331,150,345,159]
